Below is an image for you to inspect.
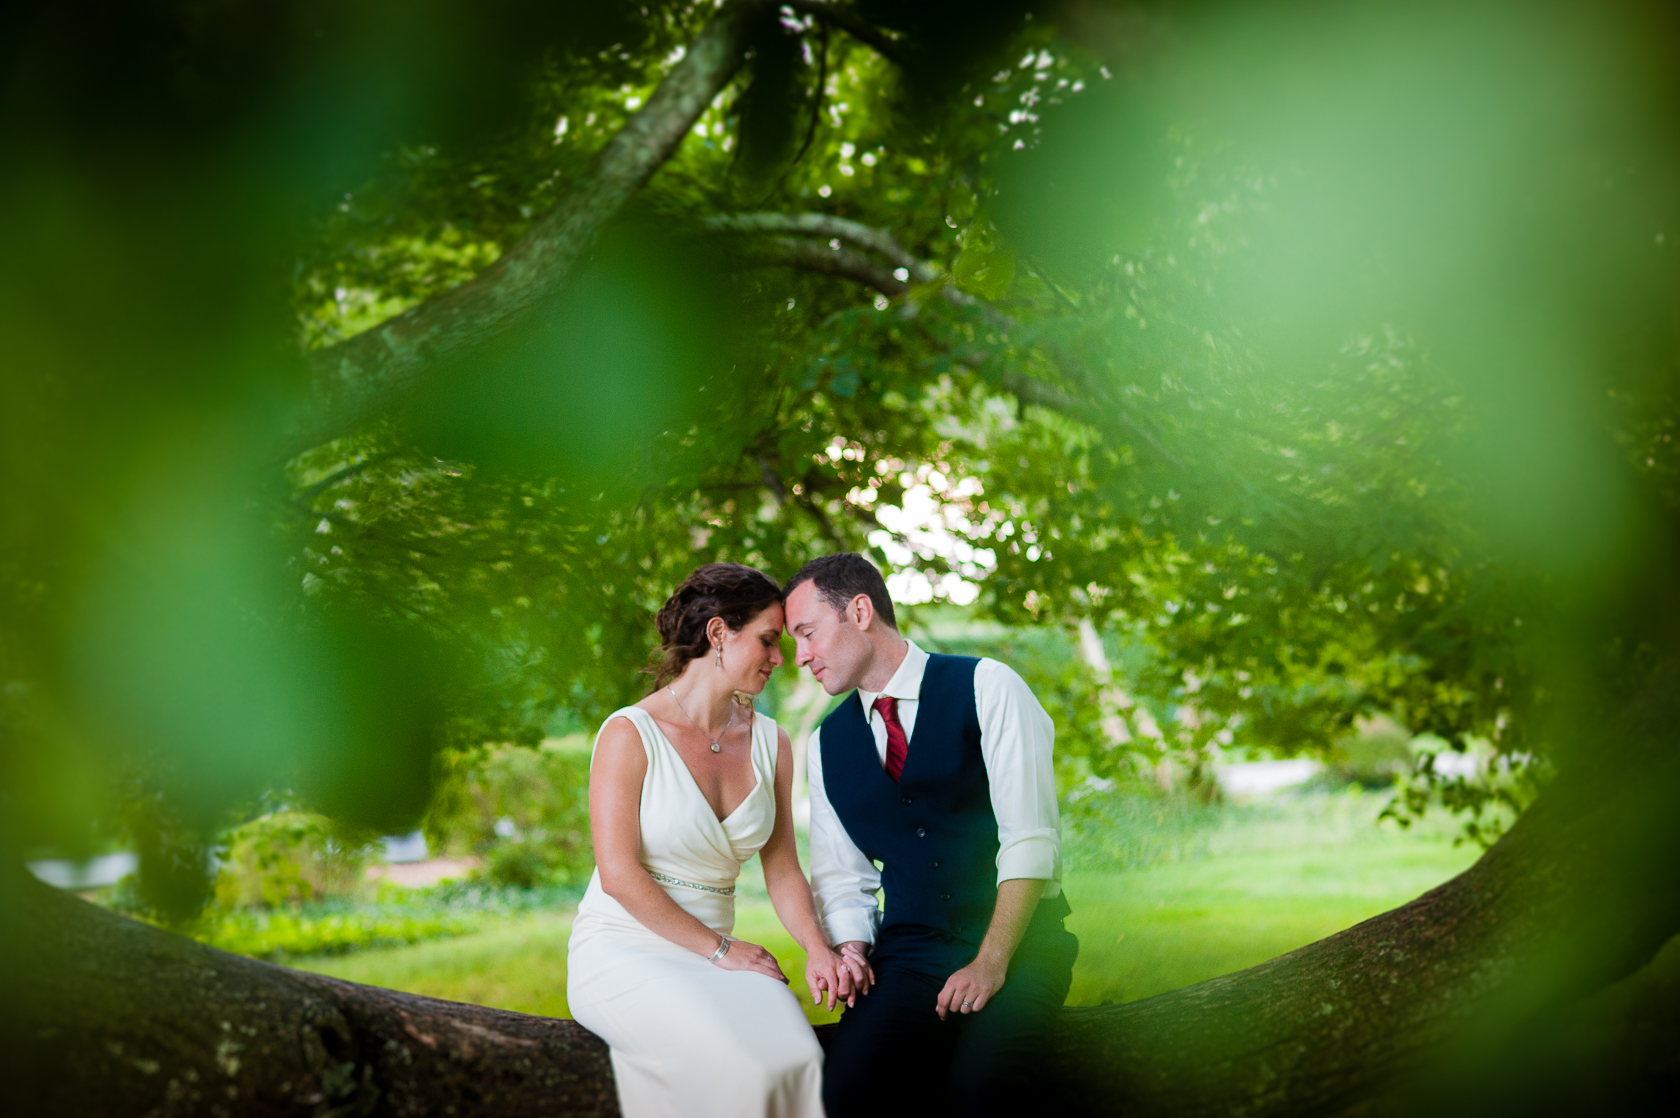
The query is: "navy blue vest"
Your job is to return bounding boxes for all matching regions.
[820,653,1070,956]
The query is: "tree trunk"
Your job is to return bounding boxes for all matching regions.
[9,724,1678,1118]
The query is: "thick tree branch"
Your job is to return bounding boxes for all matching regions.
[711,220,1113,432]
[730,225,1130,443]
[6,870,617,1116]
[711,212,1178,463]
[743,237,910,296]
[784,1,909,67]
[287,0,768,459]
[705,212,937,281]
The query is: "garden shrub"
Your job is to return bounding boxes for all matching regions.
[212,811,376,909]
[1327,716,1414,787]
[424,739,595,887]
[194,879,579,959]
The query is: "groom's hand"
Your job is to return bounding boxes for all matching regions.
[836,941,875,1003]
[936,952,1007,1020]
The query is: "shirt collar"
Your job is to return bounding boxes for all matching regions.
[858,639,928,708]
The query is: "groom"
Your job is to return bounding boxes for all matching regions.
[784,553,1078,1117]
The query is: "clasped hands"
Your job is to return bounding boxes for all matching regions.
[805,940,875,1011]
[709,936,874,1012]
[722,936,1001,1018]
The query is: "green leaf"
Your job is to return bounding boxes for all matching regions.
[953,236,1017,302]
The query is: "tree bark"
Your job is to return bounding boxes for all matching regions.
[704,212,938,281]
[783,1,908,67]
[740,237,912,296]
[285,0,769,459]
[3,865,617,1117]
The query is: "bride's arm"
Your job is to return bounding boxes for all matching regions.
[590,717,786,981]
[760,726,872,1009]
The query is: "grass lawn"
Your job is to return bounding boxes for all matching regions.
[1064,841,1478,1005]
[295,791,1484,1022]
[298,912,575,1018]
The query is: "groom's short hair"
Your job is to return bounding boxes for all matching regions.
[785,553,898,630]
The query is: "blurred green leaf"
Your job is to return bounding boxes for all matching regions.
[952,224,1018,301]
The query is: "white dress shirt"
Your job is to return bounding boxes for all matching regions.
[806,640,1062,947]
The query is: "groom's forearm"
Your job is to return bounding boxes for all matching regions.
[974,878,1048,970]
[935,878,1048,1019]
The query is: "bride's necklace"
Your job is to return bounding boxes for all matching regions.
[667,686,735,753]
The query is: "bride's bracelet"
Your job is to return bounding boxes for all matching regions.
[709,934,732,962]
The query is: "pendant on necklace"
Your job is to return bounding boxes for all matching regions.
[710,742,721,753]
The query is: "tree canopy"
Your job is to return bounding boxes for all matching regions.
[4,0,1678,921]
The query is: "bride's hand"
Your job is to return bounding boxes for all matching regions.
[711,937,789,984]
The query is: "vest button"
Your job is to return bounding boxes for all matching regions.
[915,827,926,838]
[930,860,941,869]
[901,796,913,805]
[941,892,952,901]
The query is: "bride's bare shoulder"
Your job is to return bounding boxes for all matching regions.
[597,706,651,742]
[593,714,649,776]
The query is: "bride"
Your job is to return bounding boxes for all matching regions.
[568,562,871,1117]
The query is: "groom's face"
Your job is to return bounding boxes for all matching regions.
[785,581,872,696]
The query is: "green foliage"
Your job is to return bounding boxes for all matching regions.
[9,0,1680,897]
[920,623,1137,792]
[1327,717,1415,789]
[194,880,577,960]
[424,741,595,888]
[1384,735,1541,849]
[212,812,376,910]
[200,904,476,960]
[952,222,1018,302]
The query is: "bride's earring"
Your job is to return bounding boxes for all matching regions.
[714,643,723,669]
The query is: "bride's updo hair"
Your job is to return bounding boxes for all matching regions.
[648,562,784,690]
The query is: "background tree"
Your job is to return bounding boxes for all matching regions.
[5,0,1679,1114]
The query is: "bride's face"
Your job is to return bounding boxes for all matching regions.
[716,602,786,694]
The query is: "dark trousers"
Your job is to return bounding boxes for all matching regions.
[821,924,1078,1118]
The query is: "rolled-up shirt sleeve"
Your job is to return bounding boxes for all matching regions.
[805,725,884,945]
[975,659,1062,892]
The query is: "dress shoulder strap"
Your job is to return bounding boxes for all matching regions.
[752,709,779,755]
[750,710,779,808]
[592,706,661,768]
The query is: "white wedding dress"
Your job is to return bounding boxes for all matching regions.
[567,706,824,1118]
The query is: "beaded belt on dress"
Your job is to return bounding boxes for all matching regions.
[645,869,735,896]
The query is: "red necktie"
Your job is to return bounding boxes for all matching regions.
[872,696,909,781]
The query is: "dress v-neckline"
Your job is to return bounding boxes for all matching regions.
[640,708,762,826]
